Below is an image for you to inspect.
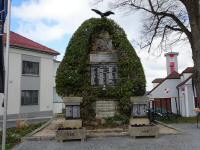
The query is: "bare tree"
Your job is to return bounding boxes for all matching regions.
[95,0,200,105]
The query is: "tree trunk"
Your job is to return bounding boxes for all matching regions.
[185,0,200,107]
[191,32,200,107]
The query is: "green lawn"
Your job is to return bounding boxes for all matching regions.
[157,116,198,124]
[0,122,44,150]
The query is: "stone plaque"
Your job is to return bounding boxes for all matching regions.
[73,106,80,118]
[66,106,73,118]
[90,53,118,63]
[132,104,147,117]
[96,101,117,118]
[65,105,80,119]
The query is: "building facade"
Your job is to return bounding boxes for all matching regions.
[0,32,60,121]
[148,52,197,117]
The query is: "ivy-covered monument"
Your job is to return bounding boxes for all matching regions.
[56,15,146,122]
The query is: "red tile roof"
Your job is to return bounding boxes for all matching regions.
[181,67,193,74]
[152,78,164,83]
[148,71,180,94]
[4,31,60,56]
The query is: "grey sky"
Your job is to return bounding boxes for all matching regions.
[12,0,193,90]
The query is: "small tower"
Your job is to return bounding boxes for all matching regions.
[165,52,179,75]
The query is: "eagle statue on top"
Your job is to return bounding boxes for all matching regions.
[91,9,115,18]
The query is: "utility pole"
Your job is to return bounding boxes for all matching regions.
[2,0,11,149]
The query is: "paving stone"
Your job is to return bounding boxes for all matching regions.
[13,124,200,150]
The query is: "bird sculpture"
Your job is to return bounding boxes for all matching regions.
[91,9,115,18]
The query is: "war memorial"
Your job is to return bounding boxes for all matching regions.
[54,10,160,140]
[56,11,145,118]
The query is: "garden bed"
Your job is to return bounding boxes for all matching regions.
[0,122,45,150]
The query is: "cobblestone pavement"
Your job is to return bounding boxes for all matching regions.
[13,124,200,150]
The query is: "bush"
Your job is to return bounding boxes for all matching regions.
[0,122,44,149]
[56,18,146,119]
[105,114,129,126]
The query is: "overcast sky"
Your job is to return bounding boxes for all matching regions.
[11,0,193,91]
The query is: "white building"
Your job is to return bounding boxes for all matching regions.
[148,52,197,117]
[53,60,63,114]
[0,31,61,121]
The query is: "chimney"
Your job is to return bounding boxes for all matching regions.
[165,52,179,75]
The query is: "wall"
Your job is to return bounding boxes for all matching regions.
[184,84,196,117]
[7,50,21,115]
[53,61,63,114]
[150,79,180,98]
[0,47,55,118]
[183,73,192,81]
[40,57,53,112]
[20,55,40,113]
[178,77,196,117]
[153,83,159,87]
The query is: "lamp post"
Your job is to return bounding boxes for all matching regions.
[2,0,11,150]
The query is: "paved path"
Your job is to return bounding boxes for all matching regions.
[13,124,200,150]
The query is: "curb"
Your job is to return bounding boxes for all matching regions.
[155,120,184,134]
[22,118,54,141]
[86,131,128,138]
[0,117,52,123]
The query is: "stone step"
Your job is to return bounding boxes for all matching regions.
[86,127,129,138]
[87,131,128,138]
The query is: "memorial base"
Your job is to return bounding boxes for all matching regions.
[129,124,159,138]
[56,127,86,142]
[62,119,82,129]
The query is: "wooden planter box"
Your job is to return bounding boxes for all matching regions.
[56,128,86,142]
[129,125,159,138]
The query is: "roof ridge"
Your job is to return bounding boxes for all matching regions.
[177,74,193,88]
[148,71,180,95]
[5,31,60,56]
[181,67,193,75]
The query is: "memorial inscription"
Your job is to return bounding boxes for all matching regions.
[96,101,118,118]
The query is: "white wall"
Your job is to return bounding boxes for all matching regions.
[53,61,63,114]
[7,51,21,115]
[183,73,192,81]
[40,57,53,112]
[179,93,187,116]
[153,83,159,87]
[53,61,60,87]
[53,103,63,114]
[0,50,22,116]
[150,79,180,98]
[185,84,196,117]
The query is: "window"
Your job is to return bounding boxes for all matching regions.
[91,64,118,86]
[22,61,39,75]
[21,90,39,106]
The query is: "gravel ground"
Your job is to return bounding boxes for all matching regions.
[13,124,200,150]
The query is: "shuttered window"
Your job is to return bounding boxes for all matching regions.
[21,90,39,105]
[22,61,39,75]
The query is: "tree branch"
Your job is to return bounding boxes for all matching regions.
[128,0,192,42]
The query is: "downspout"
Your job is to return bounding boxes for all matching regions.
[176,86,180,115]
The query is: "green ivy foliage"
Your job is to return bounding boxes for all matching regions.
[56,18,146,118]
